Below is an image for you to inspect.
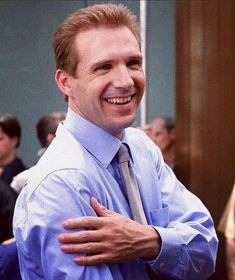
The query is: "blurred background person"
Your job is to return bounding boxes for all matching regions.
[0,113,25,279]
[36,111,66,160]
[141,116,176,170]
[0,179,17,242]
[0,113,26,185]
[0,114,22,276]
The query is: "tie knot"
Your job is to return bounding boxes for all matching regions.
[116,144,130,163]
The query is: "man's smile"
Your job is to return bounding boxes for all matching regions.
[105,94,135,105]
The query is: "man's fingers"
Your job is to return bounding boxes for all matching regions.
[61,242,106,254]
[62,197,117,230]
[90,197,110,217]
[62,216,104,229]
[74,253,110,266]
[90,197,119,218]
[58,230,103,244]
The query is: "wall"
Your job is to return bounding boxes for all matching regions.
[146,0,175,121]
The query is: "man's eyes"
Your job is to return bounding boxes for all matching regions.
[127,59,142,68]
[93,59,142,72]
[95,64,112,71]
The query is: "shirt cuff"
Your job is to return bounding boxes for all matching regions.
[145,226,183,273]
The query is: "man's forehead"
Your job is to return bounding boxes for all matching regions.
[74,25,139,47]
[74,26,141,68]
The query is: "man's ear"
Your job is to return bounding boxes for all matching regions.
[55,70,73,98]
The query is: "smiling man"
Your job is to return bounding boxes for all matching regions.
[13,4,218,280]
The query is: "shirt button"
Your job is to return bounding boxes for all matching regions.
[159,262,164,268]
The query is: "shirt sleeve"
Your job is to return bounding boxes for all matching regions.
[14,169,118,280]
[146,144,218,280]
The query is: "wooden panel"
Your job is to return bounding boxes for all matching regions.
[176,0,235,224]
[190,0,206,196]
[203,0,220,219]
[176,2,235,278]
[175,1,191,188]
[217,0,235,221]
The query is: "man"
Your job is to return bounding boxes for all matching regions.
[0,113,26,185]
[141,117,176,169]
[13,4,218,280]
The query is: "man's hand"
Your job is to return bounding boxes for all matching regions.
[57,197,161,265]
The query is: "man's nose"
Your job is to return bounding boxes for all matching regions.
[112,66,134,89]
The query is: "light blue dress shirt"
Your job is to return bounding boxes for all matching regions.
[13,108,218,280]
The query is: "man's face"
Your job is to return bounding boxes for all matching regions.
[151,119,174,152]
[0,128,17,165]
[65,26,145,138]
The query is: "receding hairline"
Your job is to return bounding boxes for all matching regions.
[61,3,140,41]
[73,24,141,52]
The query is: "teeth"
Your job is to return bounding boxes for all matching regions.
[107,96,132,104]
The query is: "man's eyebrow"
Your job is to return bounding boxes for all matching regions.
[129,54,143,61]
[125,55,143,64]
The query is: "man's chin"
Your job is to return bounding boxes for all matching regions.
[121,113,136,124]
[115,117,135,130]
[114,120,135,135]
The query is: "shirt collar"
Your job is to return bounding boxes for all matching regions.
[63,108,122,168]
